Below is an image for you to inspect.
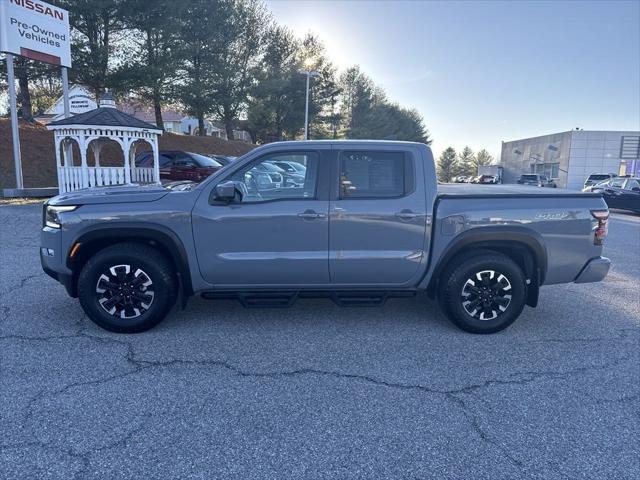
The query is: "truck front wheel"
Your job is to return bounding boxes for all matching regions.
[439,252,527,334]
[78,243,177,333]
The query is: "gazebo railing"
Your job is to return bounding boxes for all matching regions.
[59,166,155,193]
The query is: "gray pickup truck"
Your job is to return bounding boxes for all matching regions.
[40,141,611,334]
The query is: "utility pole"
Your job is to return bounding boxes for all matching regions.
[298,69,320,140]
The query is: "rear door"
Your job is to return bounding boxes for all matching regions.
[619,179,640,211]
[328,146,429,285]
[602,177,626,208]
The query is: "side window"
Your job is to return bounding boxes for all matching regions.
[159,154,173,167]
[172,153,196,167]
[610,178,625,188]
[339,151,410,198]
[229,152,319,203]
[624,179,640,190]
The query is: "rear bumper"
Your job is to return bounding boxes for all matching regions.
[574,256,611,284]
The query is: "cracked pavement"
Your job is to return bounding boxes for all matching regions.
[1,204,638,479]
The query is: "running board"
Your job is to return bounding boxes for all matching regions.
[201,290,416,308]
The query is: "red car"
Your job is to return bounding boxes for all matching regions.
[135,151,225,183]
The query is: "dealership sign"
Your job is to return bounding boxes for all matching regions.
[0,0,71,67]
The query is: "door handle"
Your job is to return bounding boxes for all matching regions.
[298,210,326,219]
[395,210,421,220]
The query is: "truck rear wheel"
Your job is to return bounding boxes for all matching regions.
[78,243,177,333]
[439,252,527,334]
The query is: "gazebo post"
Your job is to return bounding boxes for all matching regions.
[129,142,139,183]
[91,141,102,167]
[79,137,89,188]
[152,137,160,184]
[62,138,72,166]
[123,138,132,184]
[54,136,64,193]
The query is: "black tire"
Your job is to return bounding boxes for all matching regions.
[438,251,527,334]
[78,243,177,333]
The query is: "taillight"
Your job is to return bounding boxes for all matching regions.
[591,210,609,246]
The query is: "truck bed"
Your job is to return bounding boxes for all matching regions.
[437,184,600,198]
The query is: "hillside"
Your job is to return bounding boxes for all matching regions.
[0,119,255,189]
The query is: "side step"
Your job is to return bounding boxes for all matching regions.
[201,290,416,309]
[202,291,298,308]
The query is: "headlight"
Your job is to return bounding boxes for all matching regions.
[45,205,77,228]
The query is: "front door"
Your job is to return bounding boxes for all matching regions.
[329,148,429,286]
[192,148,331,287]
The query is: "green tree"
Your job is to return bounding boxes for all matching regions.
[437,147,458,182]
[474,149,495,171]
[60,0,127,98]
[457,146,475,176]
[210,0,270,140]
[339,66,430,143]
[115,0,185,128]
[297,34,340,140]
[175,0,232,135]
[247,25,305,143]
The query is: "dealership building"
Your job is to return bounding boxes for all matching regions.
[500,130,640,189]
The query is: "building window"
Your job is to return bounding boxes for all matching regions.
[620,136,640,160]
[532,163,560,179]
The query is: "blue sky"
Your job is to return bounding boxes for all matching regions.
[266,0,640,158]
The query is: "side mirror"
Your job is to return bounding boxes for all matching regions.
[632,187,640,192]
[212,180,242,203]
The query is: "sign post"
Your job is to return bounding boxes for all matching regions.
[61,65,69,118]
[0,0,71,189]
[6,52,23,188]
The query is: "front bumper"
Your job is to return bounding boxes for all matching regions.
[40,226,77,297]
[574,256,611,284]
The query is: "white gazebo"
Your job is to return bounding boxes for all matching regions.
[47,92,162,193]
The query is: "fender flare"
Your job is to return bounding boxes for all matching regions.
[67,222,194,298]
[425,226,548,303]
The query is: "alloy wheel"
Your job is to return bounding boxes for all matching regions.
[461,270,512,321]
[95,264,155,319]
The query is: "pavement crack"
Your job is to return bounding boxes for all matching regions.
[0,273,46,298]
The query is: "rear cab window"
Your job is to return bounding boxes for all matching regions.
[339,151,413,199]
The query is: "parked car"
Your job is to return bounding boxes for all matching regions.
[517,174,557,188]
[478,175,498,184]
[586,177,640,214]
[244,161,285,190]
[135,151,224,183]
[584,173,617,189]
[271,160,307,175]
[452,175,469,183]
[41,141,611,335]
[264,161,305,187]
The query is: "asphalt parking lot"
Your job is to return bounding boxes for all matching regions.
[1,204,638,479]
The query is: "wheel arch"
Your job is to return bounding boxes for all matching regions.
[66,224,193,300]
[426,227,548,307]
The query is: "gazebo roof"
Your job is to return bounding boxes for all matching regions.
[48,106,161,131]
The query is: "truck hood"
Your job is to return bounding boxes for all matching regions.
[48,184,170,206]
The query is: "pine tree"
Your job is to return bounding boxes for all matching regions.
[474,149,495,171]
[457,146,475,176]
[437,147,458,182]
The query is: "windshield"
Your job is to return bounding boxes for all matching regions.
[260,162,286,173]
[521,175,538,180]
[588,174,611,181]
[188,153,223,168]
